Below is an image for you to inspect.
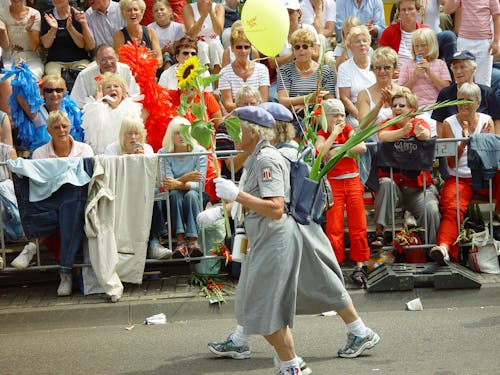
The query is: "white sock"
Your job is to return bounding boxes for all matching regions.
[346,317,369,337]
[279,357,300,371]
[229,324,248,346]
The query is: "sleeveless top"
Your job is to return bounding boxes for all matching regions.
[121,26,152,49]
[446,112,491,178]
[365,88,393,123]
[190,3,219,41]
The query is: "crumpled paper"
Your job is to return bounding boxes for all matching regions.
[144,313,167,325]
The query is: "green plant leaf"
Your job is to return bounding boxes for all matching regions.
[191,119,214,148]
[225,116,241,142]
[309,152,322,181]
[191,102,205,120]
[198,73,221,89]
[177,93,190,116]
[180,123,194,150]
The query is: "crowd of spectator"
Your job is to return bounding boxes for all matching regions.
[1,0,500,296]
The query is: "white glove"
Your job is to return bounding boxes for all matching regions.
[197,207,223,228]
[214,177,239,202]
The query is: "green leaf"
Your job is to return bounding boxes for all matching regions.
[320,108,327,132]
[309,152,322,181]
[224,116,241,142]
[191,119,214,148]
[178,94,190,116]
[191,102,204,120]
[198,73,221,89]
[345,151,360,161]
[180,123,194,150]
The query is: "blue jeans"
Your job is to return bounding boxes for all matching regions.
[168,189,201,238]
[149,201,167,241]
[0,180,23,241]
[437,30,457,63]
[12,159,92,274]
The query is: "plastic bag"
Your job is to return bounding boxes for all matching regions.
[468,229,500,274]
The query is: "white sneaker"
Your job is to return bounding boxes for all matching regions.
[149,243,172,259]
[274,357,309,375]
[57,273,73,296]
[404,211,417,228]
[11,242,37,270]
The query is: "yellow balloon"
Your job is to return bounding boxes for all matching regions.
[241,0,289,57]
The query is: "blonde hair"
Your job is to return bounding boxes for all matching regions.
[240,120,275,141]
[119,116,146,153]
[457,82,481,103]
[273,121,296,143]
[230,20,249,46]
[47,110,70,129]
[42,75,67,92]
[396,0,422,11]
[153,0,173,20]
[371,46,398,70]
[345,25,371,48]
[340,16,362,48]
[290,28,316,47]
[392,87,419,111]
[411,28,439,61]
[120,0,146,13]
[235,86,262,106]
[97,72,129,98]
[162,116,198,152]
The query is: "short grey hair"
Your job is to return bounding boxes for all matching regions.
[457,82,481,103]
[240,120,275,141]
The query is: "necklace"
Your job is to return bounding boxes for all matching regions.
[296,62,314,74]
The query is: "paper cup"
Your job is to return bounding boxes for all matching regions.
[406,297,423,311]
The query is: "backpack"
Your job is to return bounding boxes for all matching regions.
[278,144,333,225]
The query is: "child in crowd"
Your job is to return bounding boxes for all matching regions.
[332,16,373,71]
[398,27,451,136]
[148,0,185,72]
[315,99,370,287]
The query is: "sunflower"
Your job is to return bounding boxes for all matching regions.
[176,56,200,89]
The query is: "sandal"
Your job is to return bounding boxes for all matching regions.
[172,243,188,259]
[350,267,367,287]
[188,242,203,258]
[368,233,385,249]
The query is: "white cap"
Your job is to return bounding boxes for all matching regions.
[284,0,301,10]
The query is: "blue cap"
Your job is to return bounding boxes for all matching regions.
[259,102,293,122]
[450,50,475,62]
[234,106,275,128]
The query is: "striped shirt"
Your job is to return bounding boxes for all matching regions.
[219,62,270,100]
[455,0,500,40]
[277,62,335,97]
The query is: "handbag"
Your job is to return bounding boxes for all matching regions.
[468,229,500,274]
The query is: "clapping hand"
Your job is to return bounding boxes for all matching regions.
[44,13,58,29]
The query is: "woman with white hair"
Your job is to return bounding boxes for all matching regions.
[158,116,207,259]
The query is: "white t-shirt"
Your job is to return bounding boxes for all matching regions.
[104,141,154,155]
[336,58,376,103]
[278,24,320,57]
[158,64,213,92]
[147,21,184,49]
[398,30,414,68]
[300,0,336,27]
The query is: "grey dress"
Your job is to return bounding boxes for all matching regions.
[235,140,302,336]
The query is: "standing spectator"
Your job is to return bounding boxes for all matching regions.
[148,0,184,72]
[71,43,140,108]
[431,83,498,264]
[40,0,94,76]
[431,51,500,136]
[219,21,269,112]
[85,0,126,46]
[337,25,375,127]
[300,0,336,40]
[442,0,500,86]
[315,99,370,287]
[183,0,224,74]
[113,0,163,68]
[159,116,207,259]
[335,0,386,44]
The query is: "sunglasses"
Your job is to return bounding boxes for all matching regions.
[43,88,65,94]
[373,65,393,71]
[235,45,251,50]
[293,44,311,50]
[181,51,197,56]
[391,103,407,108]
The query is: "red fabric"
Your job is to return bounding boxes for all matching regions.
[379,22,428,53]
[325,177,370,263]
[167,90,221,122]
[317,125,359,178]
[205,153,218,202]
[141,0,186,25]
[45,231,61,264]
[141,0,155,26]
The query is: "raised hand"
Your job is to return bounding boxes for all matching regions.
[44,13,58,29]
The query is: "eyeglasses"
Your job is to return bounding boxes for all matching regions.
[235,45,251,50]
[181,51,197,56]
[43,88,65,94]
[293,44,311,50]
[391,103,407,108]
[51,124,70,130]
[373,65,393,71]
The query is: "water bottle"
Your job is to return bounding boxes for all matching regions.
[232,228,248,263]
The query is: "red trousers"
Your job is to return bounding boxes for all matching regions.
[325,177,370,264]
[437,173,500,261]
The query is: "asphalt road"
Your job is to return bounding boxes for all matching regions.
[2,287,500,375]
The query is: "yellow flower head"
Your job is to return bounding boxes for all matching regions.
[176,56,200,89]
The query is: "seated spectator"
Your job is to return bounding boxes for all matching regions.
[82,72,143,154]
[159,36,213,92]
[104,115,172,260]
[159,116,207,259]
[337,25,375,127]
[71,43,140,108]
[183,0,224,74]
[113,0,162,68]
[17,74,84,152]
[399,28,451,137]
[219,21,269,112]
[40,0,94,76]
[431,51,500,137]
[372,88,440,249]
[220,20,260,68]
[12,110,94,296]
[300,0,336,45]
[147,0,185,72]
[431,83,499,264]
[315,99,369,287]
[335,0,386,45]
[332,16,373,71]
[85,0,125,46]
[278,28,335,138]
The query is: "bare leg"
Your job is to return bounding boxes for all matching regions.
[336,304,359,325]
[263,326,296,361]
